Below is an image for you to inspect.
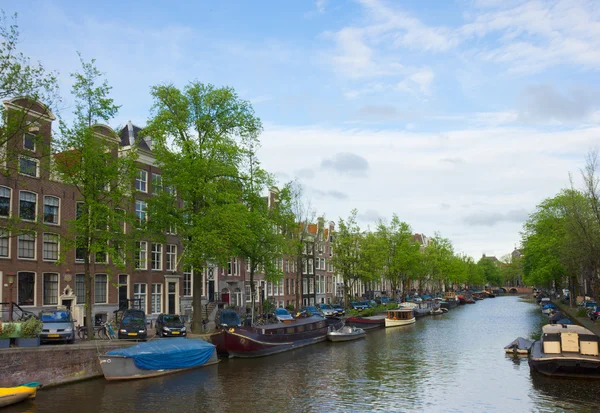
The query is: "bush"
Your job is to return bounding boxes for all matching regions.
[20,317,43,338]
[576,308,588,317]
[0,323,16,339]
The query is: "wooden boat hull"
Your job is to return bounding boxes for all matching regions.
[0,385,37,408]
[345,316,385,330]
[528,341,600,378]
[221,317,342,358]
[384,317,416,328]
[98,350,219,381]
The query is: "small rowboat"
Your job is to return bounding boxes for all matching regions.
[0,382,40,408]
[327,325,366,342]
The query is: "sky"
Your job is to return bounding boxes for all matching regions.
[6,0,600,259]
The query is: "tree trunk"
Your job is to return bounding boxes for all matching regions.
[192,267,204,333]
[250,267,256,323]
[296,256,302,309]
[84,253,93,339]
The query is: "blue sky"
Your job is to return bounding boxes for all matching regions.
[7,0,600,258]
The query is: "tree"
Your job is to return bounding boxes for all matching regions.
[423,233,455,293]
[0,11,59,172]
[144,82,261,333]
[234,147,294,321]
[477,256,503,287]
[500,254,523,287]
[331,209,363,306]
[54,55,138,338]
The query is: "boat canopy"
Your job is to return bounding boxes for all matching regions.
[107,338,215,370]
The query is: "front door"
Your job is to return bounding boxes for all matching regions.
[168,282,177,314]
[62,298,73,310]
[208,280,215,303]
[118,274,128,309]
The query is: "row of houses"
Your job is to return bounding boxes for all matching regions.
[0,97,405,325]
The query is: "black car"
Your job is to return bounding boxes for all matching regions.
[155,314,187,337]
[118,309,147,340]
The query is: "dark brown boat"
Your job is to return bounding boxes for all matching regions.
[345,315,386,330]
[218,315,342,358]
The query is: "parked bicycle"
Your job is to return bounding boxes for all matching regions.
[76,321,117,340]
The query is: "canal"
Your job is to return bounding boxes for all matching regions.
[8,296,600,413]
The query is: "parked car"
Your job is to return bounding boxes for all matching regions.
[331,303,345,316]
[155,314,186,337]
[377,297,390,305]
[118,309,147,340]
[274,308,294,322]
[39,310,75,344]
[318,303,337,317]
[351,302,369,311]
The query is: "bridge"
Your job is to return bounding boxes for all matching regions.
[497,286,532,294]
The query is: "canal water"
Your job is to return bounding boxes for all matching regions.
[9,296,600,413]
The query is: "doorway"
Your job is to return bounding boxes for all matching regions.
[118,274,128,310]
[168,282,177,314]
[208,280,215,302]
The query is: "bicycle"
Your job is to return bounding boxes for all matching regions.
[97,321,116,340]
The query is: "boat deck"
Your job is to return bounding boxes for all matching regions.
[530,341,600,362]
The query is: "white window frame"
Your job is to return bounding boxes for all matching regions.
[0,186,12,218]
[135,200,147,226]
[42,272,59,306]
[151,173,162,195]
[134,283,147,312]
[0,229,10,258]
[151,283,162,314]
[183,269,193,297]
[18,156,39,178]
[19,191,37,222]
[151,243,163,271]
[136,241,147,270]
[166,244,177,271]
[43,195,60,225]
[135,169,148,193]
[17,271,37,307]
[17,232,36,260]
[94,274,108,304]
[42,232,59,262]
[23,132,36,152]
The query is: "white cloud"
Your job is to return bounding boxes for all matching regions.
[396,68,435,97]
[316,0,327,13]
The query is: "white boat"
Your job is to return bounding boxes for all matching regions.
[504,337,533,355]
[430,308,445,315]
[327,325,366,342]
[384,308,416,328]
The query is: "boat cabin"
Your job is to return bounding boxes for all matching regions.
[254,317,329,336]
[444,292,457,300]
[542,324,599,356]
[386,309,414,321]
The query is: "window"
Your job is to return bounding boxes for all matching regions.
[308,258,314,274]
[0,229,8,257]
[166,244,176,271]
[19,156,38,177]
[245,285,251,302]
[136,241,147,270]
[135,200,146,226]
[114,208,126,233]
[19,191,36,221]
[309,278,314,294]
[302,259,307,274]
[0,186,10,217]
[113,241,125,265]
[151,284,162,313]
[151,243,162,270]
[285,278,289,295]
[318,243,323,254]
[302,278,307,294]
[95,274,108,303]
[43,273,58,305]
[75,236,86,262]
[315,258,320,270]
[75,274,85,303]
[135,169,148,192]
[76,202,86,220]
[233,258,238,275]
[151,173,162,194]
[183,269,192,296]
[227,261,232,275]
[329,262,334,272]
[42,233,59,261]
[17,232,36,259]
[134,283,147,312]
[17,272,35,306]
[43,196,59,224]
[95,243,108,264]
[329,246,333,257]
[23,133,36,151]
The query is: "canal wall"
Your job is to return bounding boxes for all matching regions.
[0,341,135,388]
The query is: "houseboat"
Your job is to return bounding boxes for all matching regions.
[384,308,416,328]
[442,292,460,309]
[345,315,386,330]
[529,324,600,378]
[219,315,342,358]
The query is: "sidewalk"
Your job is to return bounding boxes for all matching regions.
[553,299,600,337]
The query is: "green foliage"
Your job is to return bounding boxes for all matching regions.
[477,257,503,286]
[576,308,587,317]
[20,317,42,338]
[331,210,363,306]
[0,322,16,339]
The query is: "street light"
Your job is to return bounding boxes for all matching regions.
[6,273,15,322]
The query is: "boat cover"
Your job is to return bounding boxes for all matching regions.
[107,338,215,370]
[542,303,557,309]
[556,318,573,325]
[504,337,534,351]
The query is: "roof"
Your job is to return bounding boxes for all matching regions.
[118,121,151,151]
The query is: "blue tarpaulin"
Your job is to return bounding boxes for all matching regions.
[107,338,215,370]
[542,303,557,309]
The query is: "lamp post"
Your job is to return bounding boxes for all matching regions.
[6,273,15,322]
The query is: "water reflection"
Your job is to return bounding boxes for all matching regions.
[4,296,597,413]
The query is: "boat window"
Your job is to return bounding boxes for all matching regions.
[297,325,305,332]
[286,327,295,334]
[307,324,313,330]
[277,329,284,335]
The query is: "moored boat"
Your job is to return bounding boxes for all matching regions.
[529,324,600,378]
[384,308,416,328]
[0,382,39,408]
[99,338,218,381]
[345,315,386,330]
[504,337,533,355]
[219,315,342,358]
[327,325,366,342]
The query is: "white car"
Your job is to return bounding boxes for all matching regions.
[274,308,294,322]
[318,304,338,317]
